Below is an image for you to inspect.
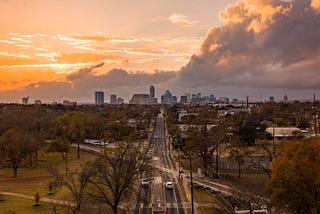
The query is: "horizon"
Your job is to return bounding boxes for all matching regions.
[1,0,320,103]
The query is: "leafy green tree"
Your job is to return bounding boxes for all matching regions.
[55,112,89,159]
[105,122,133,141]
[268,140,320,213]
[47,138,70,160]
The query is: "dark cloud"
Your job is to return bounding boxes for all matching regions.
[65,64,177,91]
[0,64,177,103]
[178,0,320,91]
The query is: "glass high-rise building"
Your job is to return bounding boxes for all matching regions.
[150,85,155,98]
[95,91,104,105]
[110,94,117,104]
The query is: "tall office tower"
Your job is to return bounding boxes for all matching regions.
[150,85,155,98]
[95,91,104,105]
[110,94,117,104]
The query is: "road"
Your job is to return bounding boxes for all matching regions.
[135,114,184,214]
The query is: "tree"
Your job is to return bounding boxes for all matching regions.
[228,142,247,178]
[247,140,275,178]
[185,125,212,176]
[105,122,133,141]
[89,145,150,214]
[55,112,89,159]
[0,129,33,177]
[48,162,93,213]
[47,138,70,160]
[268,140,320,213]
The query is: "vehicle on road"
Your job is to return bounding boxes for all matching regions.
[141,179,149,187]
[166,181,173,189]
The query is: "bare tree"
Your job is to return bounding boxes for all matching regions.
[48,162,93,213]
[89,144,150,214]
[247,140,275,178]
[0,129,33,177]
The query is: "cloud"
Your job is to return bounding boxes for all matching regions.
[65,63,176,91]
[178,0,320,92]
[0,63,177,103]
[152,13,198,26]
[311,0,320,9]
[71,34,145,43]
[167,14,198,25]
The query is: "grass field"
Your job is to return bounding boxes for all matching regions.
[0,146,97,213]
[0,195,68,214]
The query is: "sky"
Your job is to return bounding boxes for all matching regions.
[0,0,319,103]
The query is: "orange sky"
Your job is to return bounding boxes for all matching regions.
[1,0,319,103]
[0,33,203,90]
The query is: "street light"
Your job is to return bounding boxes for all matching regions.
[168,135,171,156]
[188,154,194,214]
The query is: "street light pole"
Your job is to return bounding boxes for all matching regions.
[215,143,219,178]
[168,136,171,156]
[272,125,275,154]
[178,146,181,179]
[189,155,194,214]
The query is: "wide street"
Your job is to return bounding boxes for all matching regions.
[135,114,185,214]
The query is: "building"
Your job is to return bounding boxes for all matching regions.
[208,95,216,103]
[180,95,188,104]
[217,108,250,117]
[150,85,155,98]
[110,94,117,104]
[34,100,42,104]
[117,97,124,104]
[266,127,306,140]
[161,90,176,104]
[63,100,77,105]
[217,97,230,103]
[22,97,29,104]
[192,93,201,99]
[269,96,275,102]
[130,94,150,105]
[95,91,104,105]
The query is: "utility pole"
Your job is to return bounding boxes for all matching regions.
[168,136,171,156]
[189,155,194,214]
[314,93,318,139]
[215,143,219,178]
[178,145,181,179]
[272,125,275,154]
[246,96,249,109]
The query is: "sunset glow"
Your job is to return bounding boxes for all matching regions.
[0,0,319,103]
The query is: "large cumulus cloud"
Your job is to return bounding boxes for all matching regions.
[179,0,320,90]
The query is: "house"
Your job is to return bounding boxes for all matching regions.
[265,127,307,140]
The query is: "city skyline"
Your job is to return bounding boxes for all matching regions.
[1,0,320,103]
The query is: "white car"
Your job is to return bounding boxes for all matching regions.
[141,179,149,187]
[166,181,173,189]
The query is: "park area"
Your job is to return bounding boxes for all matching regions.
[0,147,96,213]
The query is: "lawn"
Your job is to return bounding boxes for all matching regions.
[0,195,68,214]
[0,146,97,198]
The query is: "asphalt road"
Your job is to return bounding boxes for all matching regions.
[135,114,185,214]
